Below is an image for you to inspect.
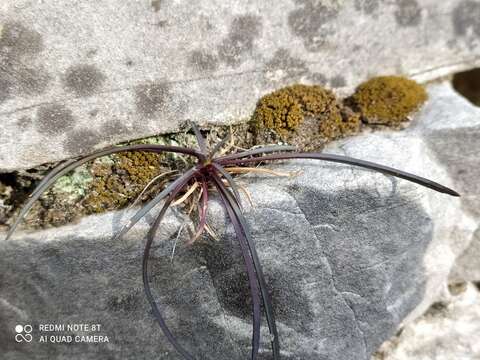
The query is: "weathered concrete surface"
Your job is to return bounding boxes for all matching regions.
[2,0,480,171]
[1,82,478,359]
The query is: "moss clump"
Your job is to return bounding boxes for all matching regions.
[352,76,427,125]
[252,84,361,149]
[252,84,336,135]
[83,151,166,213]
[252,88,303,136]
[81,132,203,214]
[0,181,12,231]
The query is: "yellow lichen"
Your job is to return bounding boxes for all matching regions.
[352,76,428,124]
[252,84,361,148]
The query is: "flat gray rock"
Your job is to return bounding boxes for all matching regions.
[2,0,480,171]
[1,82,477,359]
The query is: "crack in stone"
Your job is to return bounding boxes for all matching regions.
[0,297,28,320]
[312,223,341,232]
[255,205,302,217]
[346,247,414,274]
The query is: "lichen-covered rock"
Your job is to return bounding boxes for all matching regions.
[1,1,480,171]
[1,82,478,359]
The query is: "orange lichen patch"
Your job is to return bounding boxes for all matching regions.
[252,84,361,149]
[352,76,428,124]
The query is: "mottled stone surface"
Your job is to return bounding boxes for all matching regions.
[1,83,478,359]
[1,0,480,171]
[374,283,480,360]
[450,229,480,283]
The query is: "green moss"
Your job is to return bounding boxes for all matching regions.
[352,76,428,124]
[252,84,361,148]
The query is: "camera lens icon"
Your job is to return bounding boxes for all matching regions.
[15,325,24,333]
[15,324,33,343]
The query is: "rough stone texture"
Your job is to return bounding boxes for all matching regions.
[1,0,480,171]
[374,282,480,360]
[1,83,478,359]
[414,83,480,220]
[411,83,480,287]
[450,228,480,283]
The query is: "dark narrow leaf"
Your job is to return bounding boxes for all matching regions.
[113,167,198,241]
[6,144,203,240]
[209,132,232,159]
[188,178,209,244]
[219,152,460,197]
[211,172,280,359]
[211,175,261,359]
[211,162,243,210]
[191,179,208,243]
[191,122,208,155]
[143,183,196,360]
[216,145,297,162]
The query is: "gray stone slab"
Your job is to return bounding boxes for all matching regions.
[1,82,476,358]
[410,82,480,285]
[1,0,480,171]
[412,82,480,220]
